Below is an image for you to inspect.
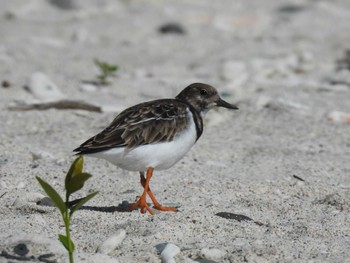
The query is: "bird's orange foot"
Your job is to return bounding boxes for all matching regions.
[126,195,154,215]
[153,204,178,212]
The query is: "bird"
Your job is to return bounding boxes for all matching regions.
[73,83,238,215]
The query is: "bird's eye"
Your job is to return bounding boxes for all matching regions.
[200,89,208,96]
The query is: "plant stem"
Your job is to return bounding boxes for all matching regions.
[65,197,74,263]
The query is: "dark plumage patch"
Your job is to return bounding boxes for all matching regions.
[73,99,192,154]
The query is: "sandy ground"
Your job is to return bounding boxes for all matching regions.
[1,0,350,262]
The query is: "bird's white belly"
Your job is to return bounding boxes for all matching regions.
[88,114,197,171]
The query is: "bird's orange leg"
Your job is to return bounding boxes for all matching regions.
[140,171,177,212]
[126,167,154,215]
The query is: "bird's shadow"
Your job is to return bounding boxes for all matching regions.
[37,198,133,213]
[77,201,132,213]
[38,197,180,213]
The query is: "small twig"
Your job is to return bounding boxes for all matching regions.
[292,175,305,181]
[8,100,102,113]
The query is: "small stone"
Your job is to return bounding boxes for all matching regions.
[158,23,186,34]
[55,158,66,166]
[31,150,55,161]
[16,182,26,189]
[25,72,65,102]
[160,243,181,263]
[199,247,226,261]
[2,80,10,88]
[327,111,350,123]
[97,229,126,254]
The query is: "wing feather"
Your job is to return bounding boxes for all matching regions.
[73,99,189,154]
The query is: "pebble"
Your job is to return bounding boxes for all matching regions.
[31,150,55,161]
[160,243,181,263]
[327,111,350,123]
[199,247,226,261]
[97,229,126,254]
[158,23,186,35]
[25,72,65,102]
[16,182,26,189]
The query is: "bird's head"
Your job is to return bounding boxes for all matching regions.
[176,83,238,115]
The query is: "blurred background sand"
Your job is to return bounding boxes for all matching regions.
[1,0,350,262]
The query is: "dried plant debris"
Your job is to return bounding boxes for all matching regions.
[8,100,102,113]
[293,175,305,181]
[216,212,253,221]
[215,212,265,226]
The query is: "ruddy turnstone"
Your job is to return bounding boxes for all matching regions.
[73,83,238,215]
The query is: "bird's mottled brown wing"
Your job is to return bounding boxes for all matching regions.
[73,99,189,154]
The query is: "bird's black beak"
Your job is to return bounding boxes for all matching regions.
[216,98,239,110]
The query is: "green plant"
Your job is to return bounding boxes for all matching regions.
[36,156,98,263]
[94,59,118,85]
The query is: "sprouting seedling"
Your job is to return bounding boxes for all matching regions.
[94,59,118,85]
[36,156,98,263]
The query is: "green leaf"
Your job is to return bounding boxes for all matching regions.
[70,191,98,216]
[36,176,66,215]
[106,65,118,72]
[59,234,75,253]
[65,157,84,190]
[66,172,92,196]
[94,59,118,74]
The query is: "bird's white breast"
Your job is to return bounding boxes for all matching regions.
[89,109,197,171]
